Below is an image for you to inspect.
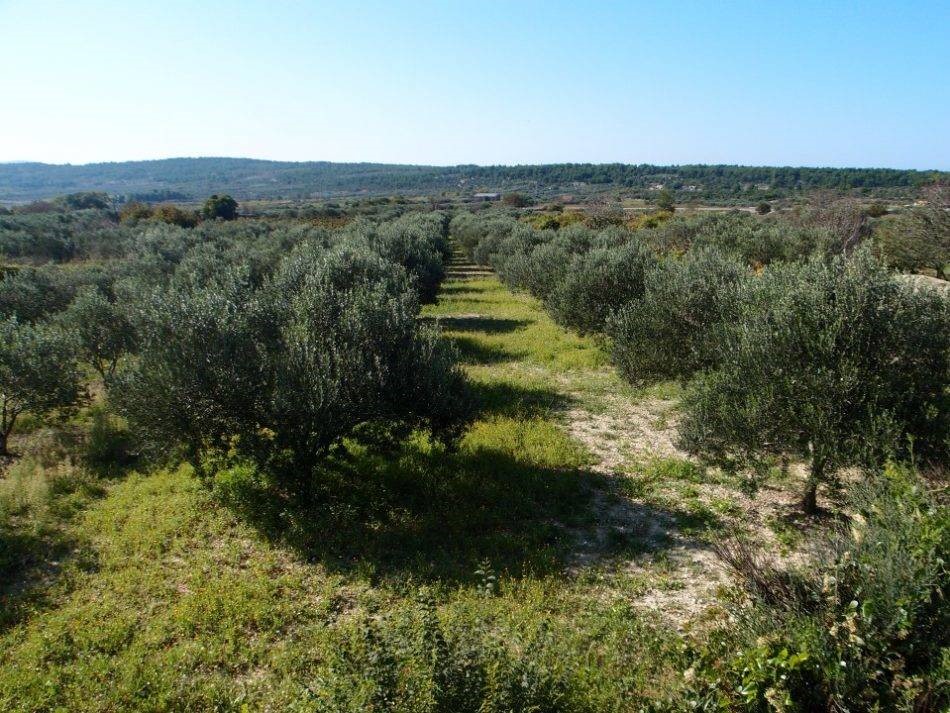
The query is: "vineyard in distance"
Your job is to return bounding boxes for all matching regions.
[0,182,948,711]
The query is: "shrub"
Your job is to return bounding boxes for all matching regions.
[873,205,950,276]
[756,201,772,215]
[315,597,579,712]
[627,210,673,231]
[679,250,949,512]
[119,201,153,224]
[502,192,532,208]
[546,239,658,334]
[865,201,888,218]
[150,204,199,228]
[525,211,587,231]
[607,248,747,383]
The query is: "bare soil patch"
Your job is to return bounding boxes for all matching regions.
[560,385,809,623]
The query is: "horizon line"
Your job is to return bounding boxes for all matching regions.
[1,156,946,173]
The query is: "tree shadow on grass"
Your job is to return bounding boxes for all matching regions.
[470,380,573,419]
[222,440,605,585]
[430,316,530,334]
[221,436,708,587]
[448,335,522,365]
[422,315,532,366]
[0,512,101,634]
[437,282,493,296]
[0,417,136,633]
[568,471,730,570]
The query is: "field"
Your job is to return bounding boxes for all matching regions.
[0,193,947,711]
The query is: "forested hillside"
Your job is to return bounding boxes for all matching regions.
[0,158,944,203]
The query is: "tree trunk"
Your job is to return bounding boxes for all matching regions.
[1,401,11,457]
[801,457,824,515]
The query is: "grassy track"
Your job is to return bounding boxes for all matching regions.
[0,248,756,710]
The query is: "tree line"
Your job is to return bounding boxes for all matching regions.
[1,158,945,202]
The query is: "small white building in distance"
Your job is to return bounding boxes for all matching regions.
[473,192,501,201]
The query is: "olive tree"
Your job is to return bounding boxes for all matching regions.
[546,240,658,335]
[607,248,747,383]
[679,251,949,513]
[61,286,136,379]
[495,225,597,300]
[251,259,467,484]
[0,318,84,456]
[370,215,446,303]
[0,267,80,323]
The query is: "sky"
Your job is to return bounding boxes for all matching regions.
[0,0,947,169]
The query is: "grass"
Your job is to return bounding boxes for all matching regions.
[0,411,116,599]
[0,462,683,709]
[426,277,609,372]
[0,268,701,710]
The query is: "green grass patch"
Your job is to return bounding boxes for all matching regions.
[426,278,608,373]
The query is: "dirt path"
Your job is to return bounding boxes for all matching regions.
[559,386,734,622]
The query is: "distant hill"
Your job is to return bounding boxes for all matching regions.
[0,157,944,203]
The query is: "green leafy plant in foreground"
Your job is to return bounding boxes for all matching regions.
[674,463,948,712]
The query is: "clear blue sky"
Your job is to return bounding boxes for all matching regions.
[1,0,947,169]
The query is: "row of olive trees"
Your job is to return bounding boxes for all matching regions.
[113,220,467,493]
[453,211,949,513]
[1,211,470,495]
